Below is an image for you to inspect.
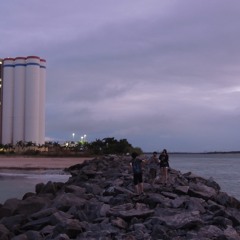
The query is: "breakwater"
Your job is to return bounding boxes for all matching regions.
[0,156,240,239]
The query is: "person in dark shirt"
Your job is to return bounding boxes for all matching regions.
[159,149,169,185]
[148,151,159,185]
[130,152,145,195]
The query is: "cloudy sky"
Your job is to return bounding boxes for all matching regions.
[1,0,240,152]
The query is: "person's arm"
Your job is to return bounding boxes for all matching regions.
[167,155,170,167]
[129,161,133,171]
[142,158,148,165]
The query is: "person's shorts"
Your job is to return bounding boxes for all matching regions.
[160,162,169,168]
[133,173,143,185]
[149,168,157,178]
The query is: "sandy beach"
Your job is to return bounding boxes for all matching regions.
[0,156,93,170]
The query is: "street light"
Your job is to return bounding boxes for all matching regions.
[83,134,87,142]
[72,133,75,141]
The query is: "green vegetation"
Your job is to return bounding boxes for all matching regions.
[86,137,143,155]
[0,138,143,156]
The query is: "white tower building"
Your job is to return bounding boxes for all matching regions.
[25,56,41,144]
[39,59,46,144]
[2,58,15,144]
[1,56,46,145]
[13,57,26,144]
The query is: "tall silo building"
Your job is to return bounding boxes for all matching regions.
[0,58,3,143]
[0,56,46,145]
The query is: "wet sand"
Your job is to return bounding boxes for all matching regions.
[0,156,93,170]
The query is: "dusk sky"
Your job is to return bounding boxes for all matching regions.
[1,1,240,152]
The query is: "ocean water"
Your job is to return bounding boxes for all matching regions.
[0,170,70,204]
[0,153,239,204]
[168,153,240,200]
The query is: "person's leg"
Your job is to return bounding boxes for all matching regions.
[134,184,139,194]
[163,167,168,184]
[166,167,168,183]
[149,168,154,184]
[133,174,139,194]
[153,169,157,184]
[134,173,142,194]
[139,173,144,194]
[160,167,164,183]
[139,182,144,194]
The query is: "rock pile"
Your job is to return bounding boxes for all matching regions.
[0,156,240,239]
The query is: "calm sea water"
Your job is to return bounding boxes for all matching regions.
[0,170,70,203]
[0,153,239,203]
[168,153,240,200]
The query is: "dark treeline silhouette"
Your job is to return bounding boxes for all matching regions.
[0,137,143,156]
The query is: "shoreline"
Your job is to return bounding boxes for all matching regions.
[0,156,93,170]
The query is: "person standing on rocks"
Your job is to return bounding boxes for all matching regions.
[148,151,159,185]
[130,152,145,195]
[159,149,169,185]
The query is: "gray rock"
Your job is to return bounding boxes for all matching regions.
[64,185,86,196]
[185,197,206,213]
[1,198,21,217]
[224,225,240,240]
[21,216,51,231]
[154,208,204,229]
[11,234,28,240]
[189,182,217,200]
[146,193,172,208]
[15,196,51,216]
[40,225,55,238]
[25,230,43,240]
[0,214,25,232]
[52,233,70,240]
[29,207,57,220]
[52,218,84,239]
[196,225,224,239]
[52,193,86,211]
[215,191,240,208]
[99,203,110,217]
[225,207,240,225]
[35,183,45,194]
[207,199,225,212]
[161,191,178,199]
[50,211,73,225]
[174,185,189,194]
[170,196,189,208]
[0,224,10,240]
[111,217,128,229]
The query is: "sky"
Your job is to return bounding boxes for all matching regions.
[1,0,240,152]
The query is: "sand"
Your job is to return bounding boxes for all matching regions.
[0,156,93,170]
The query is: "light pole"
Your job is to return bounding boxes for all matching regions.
[72,133,75,142]
[83,134,87,143]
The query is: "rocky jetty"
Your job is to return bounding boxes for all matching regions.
[0,156,240,239]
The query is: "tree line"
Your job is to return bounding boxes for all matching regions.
[0,137,143,156]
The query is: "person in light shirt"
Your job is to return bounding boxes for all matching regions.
[148,151,159,185]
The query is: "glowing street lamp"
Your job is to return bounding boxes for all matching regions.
[72,133,75,141]
[83,134,87,142]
